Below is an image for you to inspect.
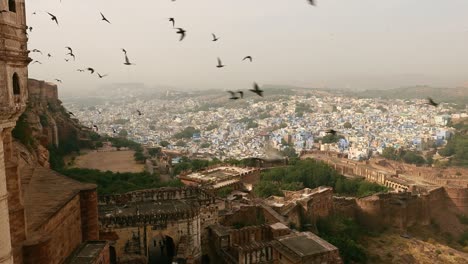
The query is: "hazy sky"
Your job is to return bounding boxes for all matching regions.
[27,0,468,96]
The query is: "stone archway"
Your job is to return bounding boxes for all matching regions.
[148,235,176,264]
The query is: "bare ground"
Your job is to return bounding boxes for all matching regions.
[71,150,145,173]
[364,231,468,264]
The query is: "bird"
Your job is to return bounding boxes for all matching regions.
[238,91,244,99]
[168,17,175,27]
[87,67,95,74]
[121,48,127,54]
[326,129,338,136]
[77,69,84,72]
[67,52,75,60]
[137,110,142,116]
[65,46,73,54]
[307,0,316,6]
[212,33,219,42]
[112,128,117,134]
[32,11,36,15]
[426,97,439,107]
[249,82,264,97]
[100,12,111,23]
[32,49,42,54]
[68,111,75,116]
[47,53,52,58]
[243,56,253,62]
[97,73,108,78]
[97,110,102,114]
[54,79,62,83]
[216,57,225,68]
[32,60,42,64]
[47,12,59,25]
[228,91,240,100]
[64,59,69,62]
[175,28,186,41]
[28,27,33,32]
[123,53,135,66]
[93,125,99,132]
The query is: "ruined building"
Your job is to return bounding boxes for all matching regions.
[99,187,219,264]
[1,1,109,263]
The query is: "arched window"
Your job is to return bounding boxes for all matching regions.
[8,0,16,13]
[13,73,20,95]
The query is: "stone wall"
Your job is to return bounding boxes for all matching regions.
[27,79,58,104]
[24,195,83,264]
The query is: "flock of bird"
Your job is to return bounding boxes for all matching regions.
[7,0,443,136]
[19,1,321,99]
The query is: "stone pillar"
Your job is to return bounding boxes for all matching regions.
[2,128,25,264]
[80,188,99,240]
[0,129,13,264]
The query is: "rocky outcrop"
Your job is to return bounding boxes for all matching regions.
[12,79,91,168]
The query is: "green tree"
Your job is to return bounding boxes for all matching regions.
[382,147,399,160]
[200,142,211,148]
[175,140,186,147]
[118,129,128,138]
[281,147,298,158]
[174,127,200,139]
[402,151,425,165]
[343,122,352,129]
[160,141,170,147]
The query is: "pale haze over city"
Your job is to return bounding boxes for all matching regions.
[28,0,468,96]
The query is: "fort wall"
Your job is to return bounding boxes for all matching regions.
[24,195,83,264]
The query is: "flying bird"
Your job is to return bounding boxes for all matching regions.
[426,97,439,107]
[67,52,75,60]
[100,12,111,23]
[112,128,117,134]
[216,57,225,68]
[32,49,42,54]
[47,53,52,58]
[97,73,108,78]
[54,79,62,83]
[32,11,36,15]
[97,110,102,114]
[326,129,338,136]
[93,125,99,132]
[47,12,59,25]
[87,67,95,74]
[249,82,264,97]
[64,59,70,62]
[77,69,84,72]
[307,0,316,6]
[123,53,135,66]
[121,48,127,54]
[238,91,244,99]
[212,33,219,42]
[68,111,75,116]
[137,110,142,116]
[32,60,42,64]
[168,18,175,27]
[65,46,73,54]
[243,56,253,62]
[175,28,186,41]
[28,27,33,32]
[228,91,240,100]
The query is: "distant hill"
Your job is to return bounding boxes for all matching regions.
[352,86,468,105]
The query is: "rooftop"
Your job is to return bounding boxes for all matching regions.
[275,232,338,257]
[64,241,108,264]
[99,199,192,217]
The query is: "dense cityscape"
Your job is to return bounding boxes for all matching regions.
[66,87,464,161]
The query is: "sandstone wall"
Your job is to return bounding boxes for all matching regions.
[27,79,58,104]
[24,195,83,264]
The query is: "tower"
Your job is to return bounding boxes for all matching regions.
[0,0,30,263]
